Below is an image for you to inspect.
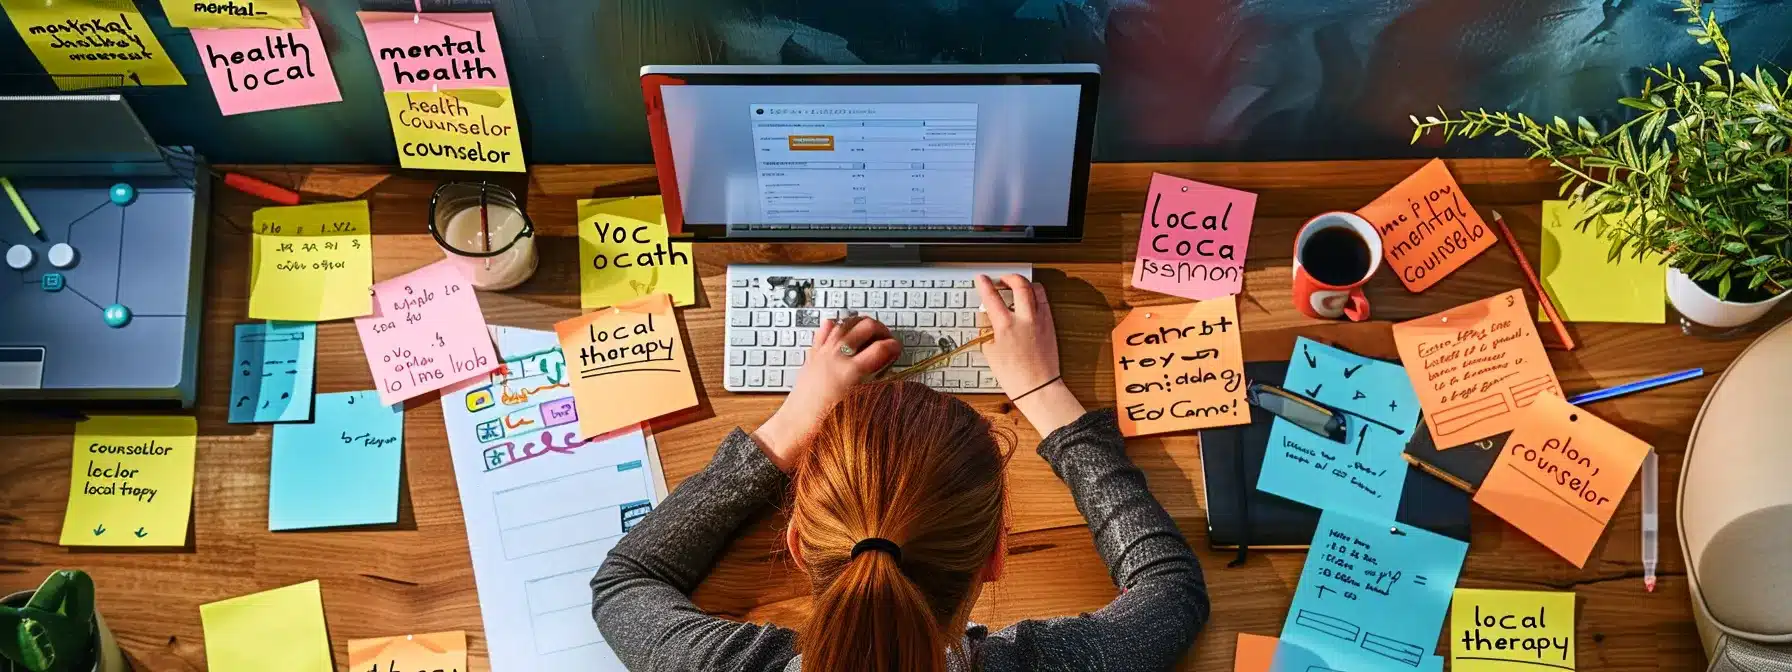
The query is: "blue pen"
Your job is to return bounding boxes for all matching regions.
[1566,368,1705,405]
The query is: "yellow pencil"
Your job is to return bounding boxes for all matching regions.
[1,177,41,236]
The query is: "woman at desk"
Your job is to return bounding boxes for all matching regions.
[591,275,1210,671]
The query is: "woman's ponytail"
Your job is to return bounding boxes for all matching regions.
[802,550,947,672]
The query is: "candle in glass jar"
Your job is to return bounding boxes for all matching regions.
[438,201,537,290]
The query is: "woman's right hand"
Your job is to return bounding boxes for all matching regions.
[975,274,1086,434]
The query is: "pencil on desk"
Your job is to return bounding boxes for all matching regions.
[1493,210,1575,351]
[1,177,41,237]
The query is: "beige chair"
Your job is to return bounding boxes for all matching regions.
[1680,316,1792,670]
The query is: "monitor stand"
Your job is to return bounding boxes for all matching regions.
[843,244,923,266]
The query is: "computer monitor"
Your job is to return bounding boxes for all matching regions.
[640,65,1099,244]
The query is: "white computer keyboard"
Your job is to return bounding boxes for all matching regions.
[725,264,1032,393]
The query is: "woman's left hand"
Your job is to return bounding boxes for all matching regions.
[752,316,902,471]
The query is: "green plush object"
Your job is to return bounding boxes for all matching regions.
[0,571,97,672]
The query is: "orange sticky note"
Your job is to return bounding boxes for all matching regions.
[1235,633,1278,672]
[348,631,466,672]
[1474,394,1649,566]
[1393,289,1562,448]
[1113,296,1248,437]
[1359,158,1498,292]
[556,293,698,438]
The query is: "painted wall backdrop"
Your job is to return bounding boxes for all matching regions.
[2,0,1789,164]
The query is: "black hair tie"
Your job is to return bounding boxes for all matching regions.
[850,537,902,562]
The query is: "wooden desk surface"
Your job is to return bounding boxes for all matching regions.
[0,160,1746,671]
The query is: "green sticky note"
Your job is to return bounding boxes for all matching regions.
[1539,200,1666,323]
[199,580,332,672]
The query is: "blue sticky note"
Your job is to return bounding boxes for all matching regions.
[269,391,404,531]
[228,322,317,423]
[1273,510,1467,672]
[1255,337,1421,520]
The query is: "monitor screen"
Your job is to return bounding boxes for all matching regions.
[643,66,1098,243]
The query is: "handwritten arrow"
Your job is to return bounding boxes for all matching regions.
[92,524,105,536]
[1342,364,1362,378]
[1355,426,1368,455]
[133,527,147,538]
[1352,390,1367,401]
[1304,384,1323,398]
[1302,345,1316,369]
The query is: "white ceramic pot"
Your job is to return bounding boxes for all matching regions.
[1667,267,1790,329]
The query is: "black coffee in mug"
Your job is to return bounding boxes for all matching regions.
[1300,226,1373,286]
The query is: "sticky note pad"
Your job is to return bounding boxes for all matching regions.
[1132,173,1257,301]
[1112,296,1248,437]
[383,88,526,172]
[166,0,303,28]
[269,391,404,531]
[1275,510,1467,672]
[191,8,342,116]
[228,322,317,424]
[1452,589,1576,671]
[358,11,510,91]
[1256,337,1420,521]
[349,631,467,672]
[1539,200,1666,324]
[1474,394,1649,566]
[0,0,187,90]
[199,580,331,672]
[579,196,697,310]
[249,201,373,321]
[354,259,499,405]
[557,293,698,438]
[1393,289,1562,449]
[60,416,198,547]
[1235,633,1278,672]
[1359,158,1497,292]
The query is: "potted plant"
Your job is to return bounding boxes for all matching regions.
[1411,0,1791,328]
[1,571,128,672]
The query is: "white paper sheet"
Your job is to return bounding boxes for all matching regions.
[444,325,667,671]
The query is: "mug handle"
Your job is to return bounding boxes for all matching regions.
[1343,289,1371,322]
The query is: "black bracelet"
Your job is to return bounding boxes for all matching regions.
[1010,376,1062,403]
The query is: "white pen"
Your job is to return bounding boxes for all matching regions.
[1642,451,1660,592]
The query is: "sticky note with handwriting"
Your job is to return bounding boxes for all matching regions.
[228,321,316,424]
[383,88,526,172]
[1540,200,1666,324]
[579,196,696,310]
[1359,158,1496,292]
[269,391,404,531]
[355,259,498,405]
[199,580,331,672]
[348,630,467,672]
[0,0,187,90]
[557,292,698,438]
[1451,589,1575,671]
[60,416,197,547]
[358,11,509,91]
[249,200,373,321]
[166,0,302,29]
[1393,289,1561,449]
[1474,394,1649,566]
[1112,296,1247,437]
[1274,510,1467,672]
[1132,173,1257,300]
[1256,337,1420,521]
[191,8,341,116]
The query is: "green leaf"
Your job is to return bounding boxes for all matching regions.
[1719,272,1734,298]
[1724,241,1748,254]
[1746,254,1775,266]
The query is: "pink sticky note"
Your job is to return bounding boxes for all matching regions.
[191,8,342,116]
[1131,173,1258,300]
[357,11,509,91]
[354,259,499,405]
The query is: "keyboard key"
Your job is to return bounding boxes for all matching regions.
[729,370,745,388]
[940,312,957,327]
[731,278,748,287]
[747,369,764,387]
[773,311,792,327]
[924,371,945,387]
[969,350,988,368]
[868,292,887,308]
[848,291,866,308]
[828,290,846,307]
[729,350,745,366]
[948,291,968,309]
[791,350,805,366]
[926,291,946,308]
[779,330,797,347]
[798,330,814,346]
[875,280,894,288]
[959,311,977,326]
[896,279,913,288]
[907,290,926,306]
[953,280,974,288]
[952,353,970,368]
[750,292,767,308]
[747,350,766,366]
[766,369,783,388]
[758,330,778,346]
[854,279,873,288]
[918,312,936,327]
[898,313,916,327]
[767,350,785,366]
[941,376,960,389]
[889,292,907,308]
[947,370,978,389]
[752,311,772,327]
[730,311,750,327]
[915,280,933,288]
[730,293,747,308]
[979,371,1000,390]
[796,309,821,328]
[730,331,755,346]
[877,311,897,324]
[817,279,832,288]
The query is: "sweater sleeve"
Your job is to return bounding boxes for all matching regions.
[976,409,1211,671]
[590,429,800,671]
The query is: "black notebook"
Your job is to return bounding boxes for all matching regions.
[1401,421,1511,493]
[1198,361,1473,552]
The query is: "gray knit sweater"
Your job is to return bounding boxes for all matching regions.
[590,409,1210,670]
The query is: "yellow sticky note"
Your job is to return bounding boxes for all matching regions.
[348,631,467,672]
[579,196,696,310]
[0,0,186,91]
[199,580,332,672]
[60,415,197,547]
[164,0,303,28]
[556,293,699,438]
[384,88,525,172]
[1451,588,1576,671]
[1540,200,1666,323]
[249,200,373,321]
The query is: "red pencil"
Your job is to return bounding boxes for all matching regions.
[1493,210,1576,351]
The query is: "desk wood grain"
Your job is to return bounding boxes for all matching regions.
[0,160,1747,670]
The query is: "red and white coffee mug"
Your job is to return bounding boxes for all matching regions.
[1292,211,1383,321]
